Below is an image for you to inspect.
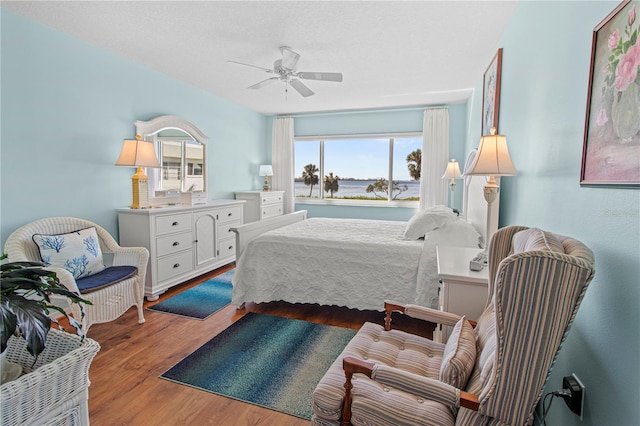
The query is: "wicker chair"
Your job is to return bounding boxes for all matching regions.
[1,329,100,425]
[312,225,596,425]
[4,217,148,332]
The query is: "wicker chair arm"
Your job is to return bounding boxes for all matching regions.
[111,246,149,271]
[43,266,80,294]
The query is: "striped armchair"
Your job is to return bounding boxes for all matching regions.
[312,225,595,426]
[4,217,148,332]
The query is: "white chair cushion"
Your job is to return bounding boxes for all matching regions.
[439,316,476,389]
[32,226,105,279]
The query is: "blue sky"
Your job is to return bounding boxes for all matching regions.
[294,137,421,180]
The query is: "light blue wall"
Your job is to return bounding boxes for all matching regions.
[277,104,468,220]
[0,11,268,245]
[467,1,639,424]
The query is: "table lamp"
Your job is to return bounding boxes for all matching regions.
[115,135,161,209]
[259,164,273,191]
[441,159,462,210]
[464,127,516,259]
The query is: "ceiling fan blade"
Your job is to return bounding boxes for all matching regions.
[297,72,343,82]
[227,60,273,73]
[280,46,300,71]
[248,77,278,89]
[290,79,314,97]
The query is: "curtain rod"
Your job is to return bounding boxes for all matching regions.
[275,105,448,119]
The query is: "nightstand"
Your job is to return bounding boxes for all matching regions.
[434,245,489,343]
[234,191,284,223]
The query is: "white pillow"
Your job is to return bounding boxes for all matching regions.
[403,206,457,240]
[425,219,483,248]
[33,227,105,279]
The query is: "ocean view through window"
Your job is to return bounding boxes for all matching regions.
[294,133,422,203]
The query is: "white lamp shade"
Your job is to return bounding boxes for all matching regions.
[441,159,462,180]
[465,129,516,176]
[259,164,273,176]
[115,138,161,168]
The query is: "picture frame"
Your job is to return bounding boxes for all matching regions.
[481,48,503,136]
[581,0,640,187]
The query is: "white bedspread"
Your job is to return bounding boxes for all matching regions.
[232,217,481,311]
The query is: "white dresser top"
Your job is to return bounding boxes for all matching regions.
[117,199,245,215]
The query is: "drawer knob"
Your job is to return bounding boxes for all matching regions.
[172,221,179,226]
[228,245,233,250]
[172,241,180,246]
[228,212,232,217]
[173,263,180,269]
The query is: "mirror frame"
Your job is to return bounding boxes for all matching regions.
[135,115,209,195]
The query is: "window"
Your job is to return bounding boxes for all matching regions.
[157,137,205,192]
[294,133,422,203]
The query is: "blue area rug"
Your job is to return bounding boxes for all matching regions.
[147,270,233,320]
[160,313,357,419]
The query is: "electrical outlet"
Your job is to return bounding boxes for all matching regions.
[562,374,585,419]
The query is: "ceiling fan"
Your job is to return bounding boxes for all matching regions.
[227,46,343,98]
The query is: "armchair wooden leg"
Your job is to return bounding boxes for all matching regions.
[341,357,376,426]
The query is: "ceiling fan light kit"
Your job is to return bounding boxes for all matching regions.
[228,46,343,98]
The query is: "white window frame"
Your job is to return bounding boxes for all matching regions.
[294,132,421,207]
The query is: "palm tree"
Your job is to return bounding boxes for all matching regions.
[324,172,340,197]
[406,149,421,180]
[366,178,408,200]
[302,164,319,197]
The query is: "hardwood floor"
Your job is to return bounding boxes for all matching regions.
[79,265,434,426]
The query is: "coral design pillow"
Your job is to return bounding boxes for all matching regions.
[440,316,477,389]
[33,227,105,279]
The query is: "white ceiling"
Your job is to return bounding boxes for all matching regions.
[3,1,518,116]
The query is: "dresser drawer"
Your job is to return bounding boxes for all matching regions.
[156,213,192,235]
[217,220,242,240]
[157,251,194,281]
[156,232,193,257]
[218,205,243,223]
[218,237,236,259]
[262,203,283,219]
[261,192,283,206]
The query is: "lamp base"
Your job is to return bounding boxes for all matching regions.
[262,176,271,191]
[130,167,151,209]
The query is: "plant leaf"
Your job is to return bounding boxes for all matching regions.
[5,294,51,359]
[0,299,18,353]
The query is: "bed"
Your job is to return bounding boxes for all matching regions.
[231,150,498,311]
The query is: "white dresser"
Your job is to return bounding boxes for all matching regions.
[117,200,244,300]
[235,191,284,223]
[434,245,489,342]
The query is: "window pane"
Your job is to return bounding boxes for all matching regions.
[324,138,389,200]
[160,141,182,190]
[393,137,422,201]
[294,141,321,198]
[184,141,204,191]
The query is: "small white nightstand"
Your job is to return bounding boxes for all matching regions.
[235,191,284,223]
[434,246,489,343]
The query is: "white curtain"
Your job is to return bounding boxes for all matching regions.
[420,108,450,210]
[271,117,295,214]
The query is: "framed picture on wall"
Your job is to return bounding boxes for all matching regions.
[581,0,640,187]
[481,48,503,136]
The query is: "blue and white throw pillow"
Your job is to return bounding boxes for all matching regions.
[33,227,105,279]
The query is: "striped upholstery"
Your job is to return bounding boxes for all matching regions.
[312,225,595,426]
[440,316,476,389]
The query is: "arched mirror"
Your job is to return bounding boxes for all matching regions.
[135,115,208,196]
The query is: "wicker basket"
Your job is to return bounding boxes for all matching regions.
[1,329,100,426]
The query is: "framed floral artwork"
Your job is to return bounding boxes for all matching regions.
[581,0,640,187]
[482,48,503,136]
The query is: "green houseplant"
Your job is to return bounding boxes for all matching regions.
[1,255,91,361]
